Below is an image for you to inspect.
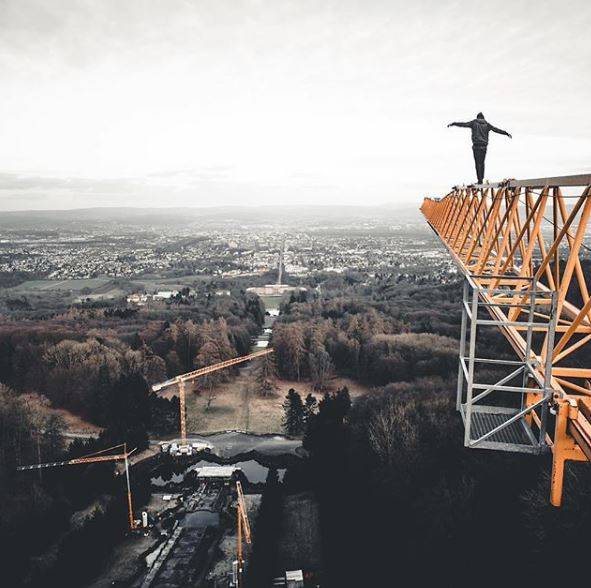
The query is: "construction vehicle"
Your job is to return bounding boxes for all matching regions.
[159,440,213,455]
[152,348,274,452]
[421,174,591,506]
[17,443,139,531]
[231,480,252,588]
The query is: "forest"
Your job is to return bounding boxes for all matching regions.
[0,285,265,586]
[0,286,264,423]
[271,275,482,388]
[254,276,591,587]
[1,269,590,587]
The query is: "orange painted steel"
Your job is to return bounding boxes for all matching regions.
[17,444,138,530]
[152,348,274,444]
[235,480,251,587]
[421,176,591,506]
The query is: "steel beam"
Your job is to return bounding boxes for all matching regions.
[421,174,591,506]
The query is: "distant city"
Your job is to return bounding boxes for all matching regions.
[0,212,457,286]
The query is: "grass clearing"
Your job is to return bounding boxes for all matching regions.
[21,392,102,434]
[176,370,372,435]
[9,277,114,292]
[276,491,322,572]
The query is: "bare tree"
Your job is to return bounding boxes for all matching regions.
[309,345,333,391]
[368,396,418,465]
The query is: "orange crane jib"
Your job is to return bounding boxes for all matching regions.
[421,175,591,507]
[16,453,127,470]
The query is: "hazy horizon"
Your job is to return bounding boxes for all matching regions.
[1,201,421,214]
[1,0,590,211]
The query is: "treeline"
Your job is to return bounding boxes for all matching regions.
[271,277,517,390]
[283,376,591,587]
[0,270,44,289]
[272,289,461,388]
[0,290,264,427]
[261,275,590,586]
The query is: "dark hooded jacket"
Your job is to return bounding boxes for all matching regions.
[451,114,510,146]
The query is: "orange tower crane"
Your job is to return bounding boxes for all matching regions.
[234,480,252,588]
[421,174,591,506]
[152,348,274,445]
[17,443,139,530]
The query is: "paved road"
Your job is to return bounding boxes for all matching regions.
[62,431,100,440]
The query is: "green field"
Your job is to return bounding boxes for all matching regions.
[6,274,210,294]
[9,277,115,292]
[259,294,282,311]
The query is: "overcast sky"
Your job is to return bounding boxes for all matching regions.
[1,0,590,210]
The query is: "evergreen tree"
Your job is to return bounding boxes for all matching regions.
[102,372,151,450]
[335,386,352,421]
[246,294,266,326]
[43,414,65,458]
[282,388,305,436]
[129,331,143,350]
[304,393,317,422]
[303,389,351,457]
[253,353,278,396]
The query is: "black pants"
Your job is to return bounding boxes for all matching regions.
[472,144,487,184]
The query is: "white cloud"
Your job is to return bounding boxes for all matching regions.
[0,0,590,209]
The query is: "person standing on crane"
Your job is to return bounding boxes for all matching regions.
[447,112,512,184]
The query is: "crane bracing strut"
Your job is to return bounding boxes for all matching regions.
[152,348,274,446]
[17,443,139,530]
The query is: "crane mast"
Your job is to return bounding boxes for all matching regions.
[234,480,251,588]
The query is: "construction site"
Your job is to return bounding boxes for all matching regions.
[20,435,306,588]
[14,335,309,587]
[137,467,251,588]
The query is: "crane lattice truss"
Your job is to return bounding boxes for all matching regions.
[152,348,274,444]
[421,174,591,506]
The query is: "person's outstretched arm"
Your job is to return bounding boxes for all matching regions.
[447,121,472,128]
[489,123,512,138]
